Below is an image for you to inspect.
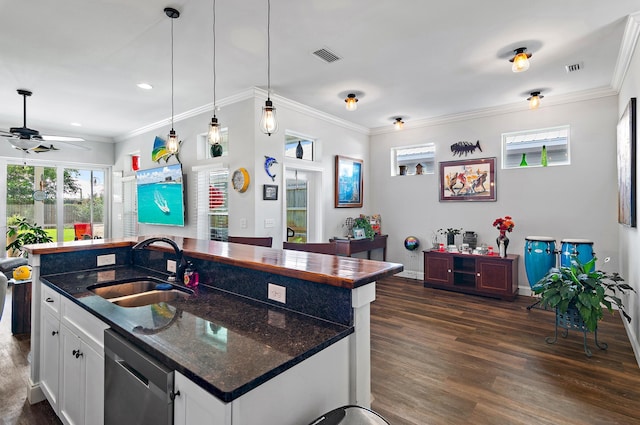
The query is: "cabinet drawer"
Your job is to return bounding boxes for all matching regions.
[61,298,109,351]
[42,284,61,317]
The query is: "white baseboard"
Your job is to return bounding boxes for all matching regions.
[622,312,640,368]
[27,379,45,404]
[395,270,424,280]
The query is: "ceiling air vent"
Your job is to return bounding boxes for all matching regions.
[312,48,341,63]
[565,62,584,73]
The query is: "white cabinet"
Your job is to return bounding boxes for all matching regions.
[174,371,231,425]
[59,324,104,425]
[39,287,108,425]
[40,309,60,411]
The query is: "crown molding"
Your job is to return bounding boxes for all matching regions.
[369,86,617,136]
[252,87,370,135]
[611,12,640,92]
[115,89,255,142]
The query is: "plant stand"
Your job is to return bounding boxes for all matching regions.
[545,307,607,357]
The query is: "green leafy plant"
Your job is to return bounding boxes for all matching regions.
[437,228,463,237]
[6,216,54,257]
[353,217,375,240]
[532,257,634,332]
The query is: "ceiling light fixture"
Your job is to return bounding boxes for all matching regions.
[527,91,544,109]
[137,83,153,90]
[165,7,180,155]
[259,0,278,136]
[393,117,404,130]
[207,0,222,151]
[509,47,532,73]
[345,93,358,111]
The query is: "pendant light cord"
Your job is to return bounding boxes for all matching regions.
[267,0,271,98]
[212,0,217,114]
[171,14,175,129]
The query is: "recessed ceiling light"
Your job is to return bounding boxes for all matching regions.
[137,82,153,90]
[70,122,82,127]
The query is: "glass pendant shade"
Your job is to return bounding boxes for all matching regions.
[260,98,278,136]
[345,94,358,111]
[166,129,179,154]
[527,92,543,110]
[511,51,530,72]
[394,118,404,130]
[208,116,221,145]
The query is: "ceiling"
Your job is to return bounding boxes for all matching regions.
[0,0,638,142]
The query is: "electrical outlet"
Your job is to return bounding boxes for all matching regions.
[264,218,275,228]
[240,218,248,229]
[167,259,176,273]
[97,254,116,267]
[268,283,286,303]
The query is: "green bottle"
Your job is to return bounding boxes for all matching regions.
[541,145,548,167]
[519,153,528,167]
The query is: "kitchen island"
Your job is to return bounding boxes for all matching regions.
[25,236,402,425]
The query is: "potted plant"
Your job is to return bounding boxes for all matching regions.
[437,228,462,246]
[6,216,53,257]
[532,257,634,333]
[6,214,24,257]
[353,217,375,240]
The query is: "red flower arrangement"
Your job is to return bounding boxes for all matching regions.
[493,216,515,234]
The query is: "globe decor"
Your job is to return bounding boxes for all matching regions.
[404,236,420,251]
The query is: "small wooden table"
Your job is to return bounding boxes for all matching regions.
[330,235,388,261]
[11,279,32,335]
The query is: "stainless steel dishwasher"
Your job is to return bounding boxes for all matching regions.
[104,329,175,425]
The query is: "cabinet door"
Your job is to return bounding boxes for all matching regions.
[83,342,104,425]
[174,371,231,425]
[41,310,60,412]
[424,254,453,285]
[476,259,511,295]
[59,325,85,425]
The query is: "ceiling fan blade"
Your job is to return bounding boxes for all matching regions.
[31,144,58,153]
[42,135,85,142]
[0,129,17,138]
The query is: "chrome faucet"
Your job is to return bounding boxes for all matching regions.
[132,237,186,283]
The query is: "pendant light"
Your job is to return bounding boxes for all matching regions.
[165,7,180,154]
[510,47,532,73]
[208,0,222,152]
[527,91,544,109]
[260,0,278,136]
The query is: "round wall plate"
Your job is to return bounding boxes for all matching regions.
[33,190,46,201]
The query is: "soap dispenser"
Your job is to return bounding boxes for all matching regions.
[183,261,199,288]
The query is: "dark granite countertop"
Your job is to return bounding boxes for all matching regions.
[40,265,352,402]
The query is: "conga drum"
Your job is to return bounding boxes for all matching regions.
[560,239,594,267]
[524,236,556,287]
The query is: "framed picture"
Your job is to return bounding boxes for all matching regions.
[439,157,496,202]
[335,155,363,208]
[617,97,636,227]
[352,228,366,239]
[263,184,278,201]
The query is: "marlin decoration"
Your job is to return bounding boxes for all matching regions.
[152,136,181,163]
[450,140,482,157]
[264,156,278,181]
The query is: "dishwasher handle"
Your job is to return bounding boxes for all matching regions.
[116,358,150,387]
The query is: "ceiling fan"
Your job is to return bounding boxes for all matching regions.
[0,89,87,153]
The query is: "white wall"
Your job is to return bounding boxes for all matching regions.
[112,91,370,248]
[617,18,640,364]
[370,96,620,289]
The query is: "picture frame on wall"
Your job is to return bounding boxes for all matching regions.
[263,184,278,201]
[439,157,496,202]
[617,97,636,227]
[335,155,363,208]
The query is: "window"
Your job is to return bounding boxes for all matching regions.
[502,125,570,169]
[392,143,436,176]
[285,133,314,161]
[208,169,229,241]
[205,128,229,159]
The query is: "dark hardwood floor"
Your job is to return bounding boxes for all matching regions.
[2,276,640,424]
[0,285,60,425]
[370,276,640,425]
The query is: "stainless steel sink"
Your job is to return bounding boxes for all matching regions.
[88,277,192,308]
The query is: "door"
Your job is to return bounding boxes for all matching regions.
[285,168,322,242]
[424,253,453,285]
[41,310,60,411]
[59,324,85,425]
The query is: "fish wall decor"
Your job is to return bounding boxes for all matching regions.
[450,140,482,157]
[264,156,278,181]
